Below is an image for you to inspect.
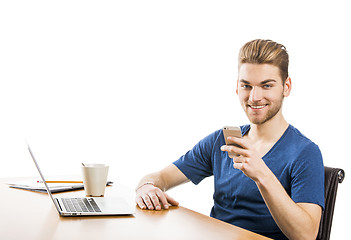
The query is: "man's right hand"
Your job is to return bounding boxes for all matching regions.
[135,183,179,210]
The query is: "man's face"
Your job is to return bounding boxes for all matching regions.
[236,63,291,125]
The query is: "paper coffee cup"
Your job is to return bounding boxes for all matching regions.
[81,164,109,197]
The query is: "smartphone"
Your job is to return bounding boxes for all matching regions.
[222,126,242,158]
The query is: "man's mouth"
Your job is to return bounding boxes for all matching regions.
[249,104,267,109]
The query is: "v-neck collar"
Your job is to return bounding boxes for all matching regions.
[240,124,291,159]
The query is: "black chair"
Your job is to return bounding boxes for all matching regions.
[317,167,345,240]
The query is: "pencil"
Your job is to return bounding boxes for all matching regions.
[37,180,83,183]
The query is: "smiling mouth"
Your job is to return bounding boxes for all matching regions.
[249,104,268,109]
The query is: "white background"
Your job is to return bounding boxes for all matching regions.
[1,0,349,238]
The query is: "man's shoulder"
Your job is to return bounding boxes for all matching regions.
[286,125,319,148]
[240,124,250,135]
[284,125,322,162]
[200,128,224,145]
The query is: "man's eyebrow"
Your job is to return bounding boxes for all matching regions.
[239,79,277,84]
[261,79,277,84]
[239,79,250,84]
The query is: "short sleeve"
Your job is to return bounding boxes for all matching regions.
[173,130,220,185]
[290,143,325,209]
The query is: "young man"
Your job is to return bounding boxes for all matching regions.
[135,39,324,240]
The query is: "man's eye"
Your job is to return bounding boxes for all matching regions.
[263,84,272,89]
[241,85,251,89]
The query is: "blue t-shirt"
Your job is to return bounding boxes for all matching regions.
[173,124,324,240]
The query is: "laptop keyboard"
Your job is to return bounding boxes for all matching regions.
[62,198,101,213]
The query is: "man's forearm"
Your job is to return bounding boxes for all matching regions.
[136,164,189,192]
[136,172,166,191]
[256,170,321,240]
[135,165,187,210]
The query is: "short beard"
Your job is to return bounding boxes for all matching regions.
[246,94,284,125]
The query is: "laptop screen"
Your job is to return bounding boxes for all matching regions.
[27,144,61,213]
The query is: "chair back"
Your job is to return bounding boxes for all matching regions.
[317,167,345,240]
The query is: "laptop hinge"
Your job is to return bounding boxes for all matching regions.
[55,198,64,211]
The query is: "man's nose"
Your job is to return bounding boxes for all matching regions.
[249,87,263,102]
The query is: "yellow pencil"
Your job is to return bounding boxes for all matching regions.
[37,180,83,183]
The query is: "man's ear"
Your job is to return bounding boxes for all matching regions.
[236,79,239,95]
[283,77,292,97]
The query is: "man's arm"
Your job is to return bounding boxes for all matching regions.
[135,164,189,210]
[257,173,322,240]
[222,136,322,240]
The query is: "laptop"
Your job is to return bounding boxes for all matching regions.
[27,144,135,216]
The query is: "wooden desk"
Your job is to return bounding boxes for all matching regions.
[0,178,270,240]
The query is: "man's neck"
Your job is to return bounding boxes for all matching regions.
[248,115,289,143]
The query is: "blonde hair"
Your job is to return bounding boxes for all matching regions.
[238,39,289,82]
